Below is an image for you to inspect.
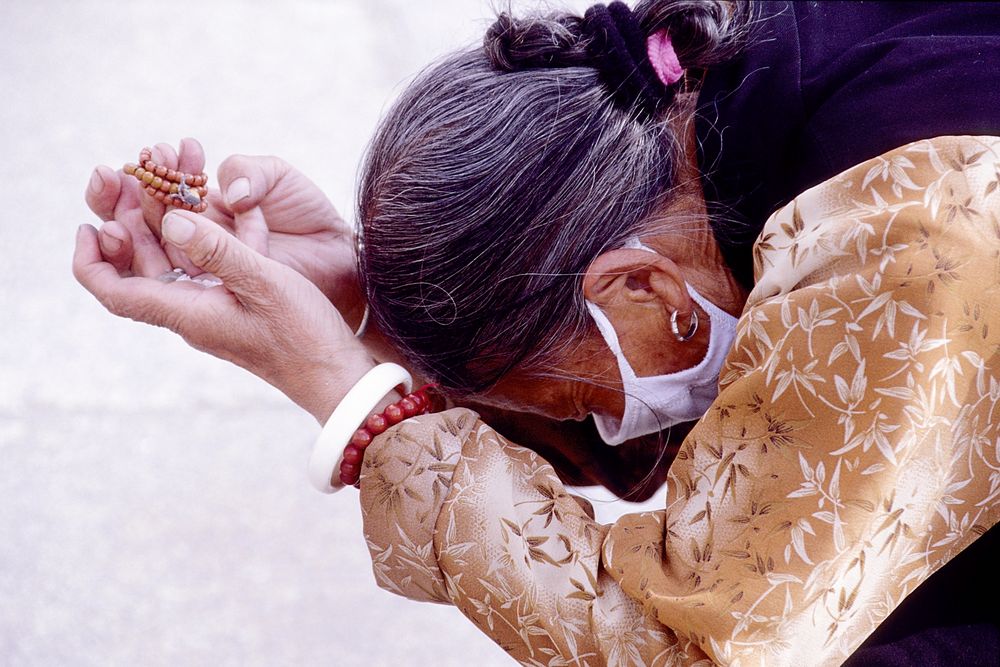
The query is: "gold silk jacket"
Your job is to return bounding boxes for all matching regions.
[359,136,1000,666]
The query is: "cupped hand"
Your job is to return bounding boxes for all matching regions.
[73,205,374,424]
[85,139,364,327]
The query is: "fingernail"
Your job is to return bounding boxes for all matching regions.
[162,213,196,245]
[100,232,123,255]
[225,177,251,206]
[89,168,106,194]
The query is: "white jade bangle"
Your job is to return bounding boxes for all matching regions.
[308,363,413,494]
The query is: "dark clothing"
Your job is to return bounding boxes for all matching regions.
[844,623,1000,667]
[845,527,1000,665]
[693,2,1000,663]
[697,0,1000,289]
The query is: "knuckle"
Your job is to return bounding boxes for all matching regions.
[216,154,238,176]
[264,155,288,174]
[244,263,280,303]
[218,154,250,180]
[71,262,88,285]
[192,233,228,270]
[103,293,130,319]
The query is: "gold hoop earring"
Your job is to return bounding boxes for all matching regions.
[670,308,698,342]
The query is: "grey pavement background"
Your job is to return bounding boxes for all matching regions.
[0,1,653,665]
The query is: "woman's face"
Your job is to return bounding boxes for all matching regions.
[475,305,708,425]
[471,243,716,425]
[477,336,625,422]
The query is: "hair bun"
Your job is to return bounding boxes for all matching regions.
[484,12,589,72]
[484,1,752,78]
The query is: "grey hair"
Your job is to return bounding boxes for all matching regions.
[357,0,754,395]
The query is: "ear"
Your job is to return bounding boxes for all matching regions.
[582,248,689,313]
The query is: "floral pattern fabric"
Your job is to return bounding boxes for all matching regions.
[360,136,1000,666]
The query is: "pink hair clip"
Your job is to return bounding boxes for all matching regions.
[647,29,684,87]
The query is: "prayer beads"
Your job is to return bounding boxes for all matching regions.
[123,147,209,213]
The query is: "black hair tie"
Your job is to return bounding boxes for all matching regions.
[582,1,679,118]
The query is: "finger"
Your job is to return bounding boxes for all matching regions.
[216,154,283,215]
[140,149,171,238]
[161,209,277,304]
[139,143,180,236]
[113,206,172,277]
[117,197,193,276]
[85,165,122,222]
[74,224,162,322]
[144,142,205,274]
[153,142,179,169]
[177,137,221,238]
[98,219,133,274]
[115,172,143,212]
[233,205,270,256]
[203,189,237,229]
[74,224,110,287]
[177,137,205,176]
[162,237,202,276]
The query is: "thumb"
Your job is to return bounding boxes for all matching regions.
[161,210,273,301]
[217,154,284,213]
[216,154,282,255]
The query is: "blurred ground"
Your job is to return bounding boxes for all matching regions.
[0,1,654,665]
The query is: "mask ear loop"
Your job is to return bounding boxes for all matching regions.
[354,304,370,338]
[670,308,698,342]
[353,222,370,339]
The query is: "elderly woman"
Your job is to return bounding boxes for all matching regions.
[76,1,999,665]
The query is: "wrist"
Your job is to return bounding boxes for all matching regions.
[277,356,384,425]
[307,363,420,493]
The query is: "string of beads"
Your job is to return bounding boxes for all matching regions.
[339,384,437,487]
[123,147,209,212]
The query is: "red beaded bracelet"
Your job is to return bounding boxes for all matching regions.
[339,384,437,487]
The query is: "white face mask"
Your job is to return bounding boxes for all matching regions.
[584,241,738,445]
